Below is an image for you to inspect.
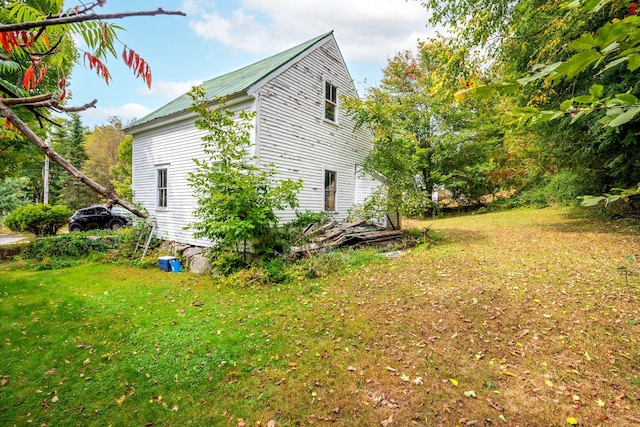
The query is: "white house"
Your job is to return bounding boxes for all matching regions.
[126,31,380,246]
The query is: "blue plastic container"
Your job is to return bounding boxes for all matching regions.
[158,256,176,272]
[170,260,181,273]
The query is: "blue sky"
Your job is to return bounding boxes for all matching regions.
[66,0,437,127]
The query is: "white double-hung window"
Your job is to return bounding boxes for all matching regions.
[157,167,168,209]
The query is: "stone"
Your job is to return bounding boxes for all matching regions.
[183,246,203,258]
[189,253,211,275]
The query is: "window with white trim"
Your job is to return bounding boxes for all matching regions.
[157,168,168,208]
[324,81,337,122]
[324,170,337,211]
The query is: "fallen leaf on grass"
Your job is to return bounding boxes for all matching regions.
[412,377,423,385]
[501,371,517,377]
[51,395,59,403]
[449,378,458,386]
[567,417,578,425]
[267,421,276,427]
[115,395,126,406]
[464,390,477,398]
[381,413,394,426]
[400,373,410,382]
[545,379,554,387]
[1,377,8,387]
[596,399,605,407]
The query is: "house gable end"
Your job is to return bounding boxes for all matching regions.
[126,31,334,132]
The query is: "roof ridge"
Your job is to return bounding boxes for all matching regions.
[127,31,334,129]
[203,30,334,89]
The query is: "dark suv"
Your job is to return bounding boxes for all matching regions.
[68,205,131,232]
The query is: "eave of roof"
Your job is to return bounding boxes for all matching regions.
[126,31,334,131]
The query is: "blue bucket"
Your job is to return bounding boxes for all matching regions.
[170,260,181,273]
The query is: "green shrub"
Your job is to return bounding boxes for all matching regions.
[261,257,291,284]
[518,170,599,208]
[112,220,160,258]
[212,250,245,276]
[3,204,72,236]
[22,233,115,260]
[401,191,439,219]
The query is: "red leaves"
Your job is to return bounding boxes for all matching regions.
[58,75,67,101]
[0,31,36,54]
[122,46,152,88]
[23,58,48,91]
[83,52,111,85]
[629,2,637,15]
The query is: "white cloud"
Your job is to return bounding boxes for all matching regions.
[183,0,435,65]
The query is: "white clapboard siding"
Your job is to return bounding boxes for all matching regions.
[132,100,255,246]
[256,38,374,223]
[354,165,382,206]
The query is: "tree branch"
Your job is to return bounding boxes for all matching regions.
[0,96,148,218]
[3,94,98,112]
[0,8,186,33]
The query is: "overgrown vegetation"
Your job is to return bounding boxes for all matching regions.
[187,86,302,270]
[3,204,71,237]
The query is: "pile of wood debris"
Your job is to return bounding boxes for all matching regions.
[290,220,409,258]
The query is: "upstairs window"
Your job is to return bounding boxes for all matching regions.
[324,81,337,122]
[324,170,337,211]
[157,168,168,208]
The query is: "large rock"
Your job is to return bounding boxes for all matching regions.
[189,253,211,275]
[184,246,202,258]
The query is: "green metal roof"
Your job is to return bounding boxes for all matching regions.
[128,31,333,129]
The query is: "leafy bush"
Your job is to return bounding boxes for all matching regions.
[3,204,72,236]
[261,257,291,284]
[212,250,246,276]
[112,220,160,259]
[22,233,115,260]
[401,191,439,219]
[347,188,389,223]
[518,170,599,208]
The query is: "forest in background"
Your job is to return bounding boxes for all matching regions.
[344,0,640,218]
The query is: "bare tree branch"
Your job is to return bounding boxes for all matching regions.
[0,96,148,218]
[2,93,55,106]
[3,94,98,112]
[0,9,186,33]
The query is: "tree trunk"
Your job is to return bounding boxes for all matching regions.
[0,98,148,218]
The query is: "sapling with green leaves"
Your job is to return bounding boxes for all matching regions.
[187,86,302,269]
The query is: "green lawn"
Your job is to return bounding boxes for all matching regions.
[1,208,639,426]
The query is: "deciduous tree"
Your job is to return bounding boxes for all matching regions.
[0,1,185,217]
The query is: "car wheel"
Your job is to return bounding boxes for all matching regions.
[110,220,124,231]
[69,224,83,232]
